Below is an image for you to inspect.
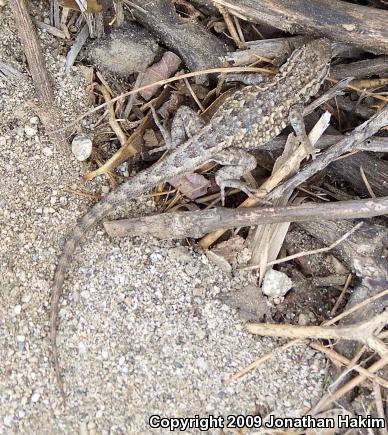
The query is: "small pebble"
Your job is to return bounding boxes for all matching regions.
[3,416,13,427]
[21,293,31,304]
[14,305,22,315]
[0,137,6,146]
[101,185,110,194]
[118,356,125,366]
[261,269,293,298]
[42,147,53,157]
[24,125,37,137]
[80,290,90,299]
[31,392,40,403]
[29,116,39,125]
[71,134,93,161]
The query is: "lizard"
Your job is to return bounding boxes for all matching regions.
[50,37,332,402]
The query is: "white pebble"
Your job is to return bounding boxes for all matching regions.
[101,185,110,194]
[261,269,293,298]
[71,134,93,161]
[21,293,31,303]
[31,392,40,403]
[24,125,37,137]
[3,416,13,427]
[80,290,90,299]
[29,116,39,125]
[101,350,108,360]
[16,335,25,342]
[118,356,125,366]
[42,147,53,157]
[0,137,6,146]
[14,305,22,315]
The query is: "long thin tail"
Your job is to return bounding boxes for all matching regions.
[50,197,118,405]
[49,161,177,404]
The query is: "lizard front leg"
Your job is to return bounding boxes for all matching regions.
[150,105,205,154]
[289,103,315,158]
[212,148,258,206]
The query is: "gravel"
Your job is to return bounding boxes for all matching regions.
[0,3,326,433]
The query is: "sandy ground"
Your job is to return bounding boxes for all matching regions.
[0,2,326,433]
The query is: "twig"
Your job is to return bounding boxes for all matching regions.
[9,0,54,103]
[312,355,388,414]
[245,311,388,355]
[310,342,388,389]
[330,273,352,316]
[123,72,143,119]
[373,382,388,435]
[99,84,132,149]
[245,222,363,269]
[65,23,89,74]
[229,288,388,382]
[103,197,388,239]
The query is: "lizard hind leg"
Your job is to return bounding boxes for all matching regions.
[150,105,205,154]
[212,148,258,206]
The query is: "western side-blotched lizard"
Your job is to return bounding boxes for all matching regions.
[51,38,332,401]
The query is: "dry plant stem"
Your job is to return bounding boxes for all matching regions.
[326,76,388,104]
[373,383,387,434]
[9,0,53,103]
[331,56,388,80]
[228,339,300,382]
[310,342,388,389]
[104,197,388,239]
[230,289,388,382]
[218,5,244,48]
[262,135,388,154]
[359,166,376,198]
[245,311,388,357]
[264,223,362,268]
[312,355,388,414]
[199,106,388,248]
[331,273,352,316]
[99,85,131,148]
[210,0,388,55]
[329,151,388,197]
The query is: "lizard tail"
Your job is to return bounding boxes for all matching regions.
[50,197,118,405]
[49,162,173,404]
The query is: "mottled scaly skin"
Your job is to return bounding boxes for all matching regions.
[51,38,332,402]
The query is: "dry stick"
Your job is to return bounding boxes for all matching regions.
[230,288,388,382]
[99,85,134,152]
[9,0,53,103]
[310,342,388,390]
[210,0,388,55]
[218,5,244,48]
[262,223,362,267]
[312,356,388,414]
[245,311,388,355]
[373,383,388,435]
[103,197,388,239]
[330,273,352,316]
[199,106,388,248]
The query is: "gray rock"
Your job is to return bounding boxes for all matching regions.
[87,24,158,77]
